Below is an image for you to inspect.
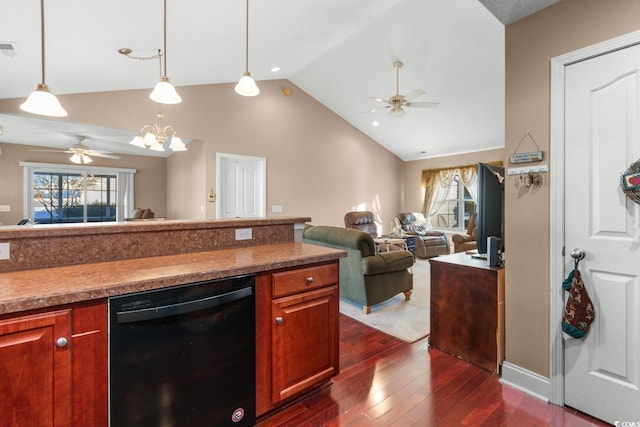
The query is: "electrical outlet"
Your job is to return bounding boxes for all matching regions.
[0,242,10,260]
[235,228,252,240]
[0,205,10,212]
[271,205,283,213]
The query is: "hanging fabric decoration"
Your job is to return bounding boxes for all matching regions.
[562,260,595,339]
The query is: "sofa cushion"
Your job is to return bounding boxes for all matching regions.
[304,225,376,257]
[362,250,414,275]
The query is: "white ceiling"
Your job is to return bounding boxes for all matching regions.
[0,0,558,161]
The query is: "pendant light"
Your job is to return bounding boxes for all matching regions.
[149,0,182,104]
[20,0,67,117]
[235,0,260,96]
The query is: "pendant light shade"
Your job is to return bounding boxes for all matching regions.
[20,0,67,117]
[150,76,182,104]
[20,83,67,117]
[235,72,260,97]
[235,0,259,96]
[150,0,182,104]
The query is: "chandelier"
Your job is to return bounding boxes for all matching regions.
[129,109,186,152]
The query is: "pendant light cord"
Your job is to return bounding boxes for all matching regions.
[40,0,46,85]
[244,0,249,73]
[162,0,167,77]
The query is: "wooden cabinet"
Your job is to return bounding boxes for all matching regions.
[0,300,107,427]
[256,261,340,416]
[429,253,505,373]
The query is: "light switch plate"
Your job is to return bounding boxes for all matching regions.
[0,242,10,260]
[0,205,10,212]
[235,228,252,240]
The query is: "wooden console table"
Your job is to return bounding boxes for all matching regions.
[429,252,505,373]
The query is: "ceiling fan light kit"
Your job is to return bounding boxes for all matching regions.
[70,152,92,164]
[235,0,260,97]
[20,0,67,118]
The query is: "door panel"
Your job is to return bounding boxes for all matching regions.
[217,154,266,218]
[564,43,640,423]
[0,310,72,426]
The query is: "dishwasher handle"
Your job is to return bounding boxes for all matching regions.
[116,286,253,324]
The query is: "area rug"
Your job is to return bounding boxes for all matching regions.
[339,258,430,343]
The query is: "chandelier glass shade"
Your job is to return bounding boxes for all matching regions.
[129,111,186,152]
[150,0,182,105]
[20,0,68,117]
[235,0,259,97]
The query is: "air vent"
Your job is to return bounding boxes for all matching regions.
[0,42,17,57]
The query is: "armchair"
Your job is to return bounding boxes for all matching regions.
[451,212,477,253]
[344,211,379,237]
[303,225,414,314]
[344,211,404,252]
[394,212,450,258]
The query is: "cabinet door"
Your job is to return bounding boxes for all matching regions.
[271,285,339,404]
[0,309,72,427]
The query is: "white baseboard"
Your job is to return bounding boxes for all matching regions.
[500,361,550,402]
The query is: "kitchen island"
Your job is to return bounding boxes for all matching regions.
[0,217,345,425]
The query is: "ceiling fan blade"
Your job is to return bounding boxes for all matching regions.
[87,152,121,160]
[362,105,392,114]
[368,96,392,104]
[404,89,426,101]
[406,101,440,108]
[30,149,73,153]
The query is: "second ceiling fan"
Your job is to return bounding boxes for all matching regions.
[366,61,439,118]
[31,135,121,164]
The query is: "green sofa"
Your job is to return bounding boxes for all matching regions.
[303,225,414,314]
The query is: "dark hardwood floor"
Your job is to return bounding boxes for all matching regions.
[259,314,609,427]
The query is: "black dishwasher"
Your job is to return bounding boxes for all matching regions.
[109,274,255,426]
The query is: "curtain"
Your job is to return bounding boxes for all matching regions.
[421,161,502,226]
[117,171,135,221]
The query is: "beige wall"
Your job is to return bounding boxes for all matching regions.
[0,142,166,225]
[403,148,505,214]
[505,0,640,376]
[0,79,404,230]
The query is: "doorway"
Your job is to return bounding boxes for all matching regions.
[550,31,640,422]
[216,153,266,219]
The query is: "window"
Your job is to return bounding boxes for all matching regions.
[421,164,479,231]
[433,175,476,231]
[21,162,135,223]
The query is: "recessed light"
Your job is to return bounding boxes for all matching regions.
[270,66,281,72]
[372,121,380,127]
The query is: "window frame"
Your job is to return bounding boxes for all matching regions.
[20,162,136,223]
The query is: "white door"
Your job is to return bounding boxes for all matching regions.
[216,153,266,218]
[564,43,640,423]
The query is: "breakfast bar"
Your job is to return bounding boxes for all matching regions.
[0,217,345,426]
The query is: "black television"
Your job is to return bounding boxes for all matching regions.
[476,163,504,255]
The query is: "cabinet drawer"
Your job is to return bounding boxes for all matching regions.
[272,263,338,298]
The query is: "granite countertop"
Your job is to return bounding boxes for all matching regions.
[0,242,345,315]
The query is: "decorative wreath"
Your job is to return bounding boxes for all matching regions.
[621,159,640,204]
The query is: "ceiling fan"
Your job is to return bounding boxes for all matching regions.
[31,135,121,164]
[366,61,439,118]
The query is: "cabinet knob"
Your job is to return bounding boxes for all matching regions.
[275,316,283,325]
[306,276,314,284]
[55,337,68,348]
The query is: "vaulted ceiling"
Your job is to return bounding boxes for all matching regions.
[0,0,558,161]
